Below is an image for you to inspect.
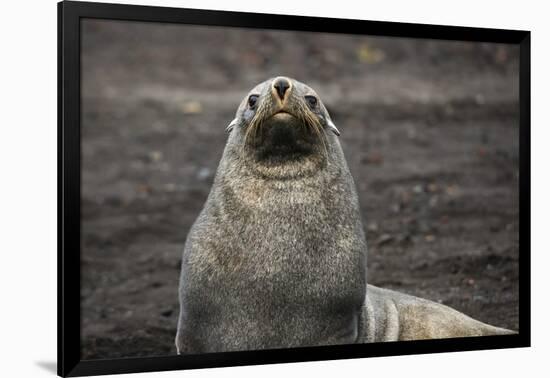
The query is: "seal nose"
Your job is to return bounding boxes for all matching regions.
[273,78,290,101]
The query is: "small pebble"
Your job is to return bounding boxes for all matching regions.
[367,222,379,232]
[161,309,173,317]
[197,167,212,181]
[148,150,163,163]
[181,101,203,114]
[376,234,393,246]
[413,184,424,194]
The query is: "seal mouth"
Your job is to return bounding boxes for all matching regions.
[269,111,295,120]
[248,118,323,165]
[242,97,328,168]
[263,111,300,128]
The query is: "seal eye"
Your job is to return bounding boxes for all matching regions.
[305,95,318,109]
[248,95,259,108]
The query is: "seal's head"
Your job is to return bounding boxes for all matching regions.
[225,77,340,179]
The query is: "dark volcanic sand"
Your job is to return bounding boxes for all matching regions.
[80,20,520,359]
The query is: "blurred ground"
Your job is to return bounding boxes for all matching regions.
[80,19,519,359]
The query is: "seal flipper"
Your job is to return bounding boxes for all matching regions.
[359,284,515,343]
[358,285,401,342]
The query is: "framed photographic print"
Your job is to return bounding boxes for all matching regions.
[58,0,530,376]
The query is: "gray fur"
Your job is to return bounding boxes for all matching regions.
[176,77,513,354]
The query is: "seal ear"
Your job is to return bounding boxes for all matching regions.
[225,117,239,133]
[326,118,341,136]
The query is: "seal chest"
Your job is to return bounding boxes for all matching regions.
[176,77,367,353]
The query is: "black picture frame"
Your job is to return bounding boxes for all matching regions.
[58,1,531,376]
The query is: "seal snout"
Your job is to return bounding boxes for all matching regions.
[272,77,292,102]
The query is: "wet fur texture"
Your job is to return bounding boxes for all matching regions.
[176,77,513,354]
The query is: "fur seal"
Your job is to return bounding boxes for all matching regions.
[176,76,513,354]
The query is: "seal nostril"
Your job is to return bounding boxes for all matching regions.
[273,78,290,100]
